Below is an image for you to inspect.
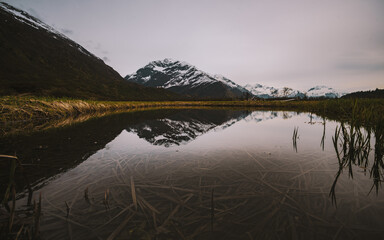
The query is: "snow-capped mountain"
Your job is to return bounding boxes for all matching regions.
[306,86,345,98]
[125,59,250,99]
[244,83,345,99]
[244,84,305,99]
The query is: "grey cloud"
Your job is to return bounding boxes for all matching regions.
[102,57,109,62]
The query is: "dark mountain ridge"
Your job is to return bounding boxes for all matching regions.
[342,89,384,99]
[0,3,177,100]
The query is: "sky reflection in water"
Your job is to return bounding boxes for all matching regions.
[7,109,384,239]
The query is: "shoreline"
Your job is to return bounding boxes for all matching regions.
[1,96,383,136]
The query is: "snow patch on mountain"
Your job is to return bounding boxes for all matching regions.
[153,66,166,72]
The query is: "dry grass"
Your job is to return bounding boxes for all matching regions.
[0,155,40,239]
[0,96,295,136]
[1,96,383,125]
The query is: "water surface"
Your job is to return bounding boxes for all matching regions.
[1,108,383,239]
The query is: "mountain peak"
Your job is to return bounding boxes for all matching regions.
[125,59,249,99]
[161,58,179,64]
[148,58,191,67]
[150,58,175,65]
[144,58,195,73]
[308,85,332,91]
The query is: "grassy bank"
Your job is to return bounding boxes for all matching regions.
[277,98,384,126]
[1,96,383,134]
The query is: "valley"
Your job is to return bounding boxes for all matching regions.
[0,1,383,239]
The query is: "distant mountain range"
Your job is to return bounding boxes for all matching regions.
[0,3,178,100]
[243,84,304,99]
[244,84,345,99]
[126,59,347,99]
[1,3,351,101]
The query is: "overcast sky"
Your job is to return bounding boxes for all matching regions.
[3,0,384,91]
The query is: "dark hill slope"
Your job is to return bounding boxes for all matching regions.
[0,3,177,100]
[342,89,384,99]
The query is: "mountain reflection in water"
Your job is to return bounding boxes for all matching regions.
[0,109,257,194]
[125,109,289,147]
[1,108,384,239]
[126,109,251,147]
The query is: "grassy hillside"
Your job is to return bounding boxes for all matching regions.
[0,3,178,101]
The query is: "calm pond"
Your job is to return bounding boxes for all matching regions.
[1,108,384,239]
